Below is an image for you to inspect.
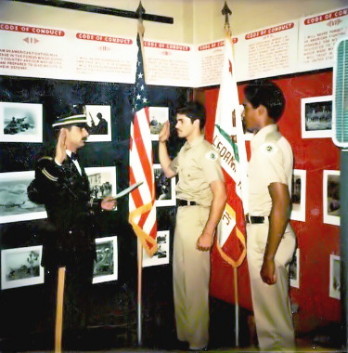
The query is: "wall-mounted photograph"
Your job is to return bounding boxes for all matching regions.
[289,248,300,288]
[0,102,43,143]
[85,166,117,207]
[143,230,170,268]
[149,107,169,141]
[154,164,176,207]
[1,245,44,290]
[301,95,333,138]
[323,170,340,226]
[329,254,341,300]
[291,169,306,222]
[0,171,47,224]
[85,105,111,142]
[93,236,118,284]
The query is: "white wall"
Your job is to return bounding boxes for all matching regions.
[193,0,348,42]
[0,0,346,42]
[0,0,193,41]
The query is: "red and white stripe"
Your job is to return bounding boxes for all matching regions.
[129,106,157,255]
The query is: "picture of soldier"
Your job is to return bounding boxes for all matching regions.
[93,236,118,284]
[154,167,172,201]
[1,245,45,290]
[290,169,306,222]
[4,115,34,135]
[153,165,176,206]
[142,230,170,267]
[0,102,43,143]
[88,111,108,135]
[301,96,333,138]
[85,166,116,200]
[149,107,169,141]
[84,105,111,142]
[327,174,340,217]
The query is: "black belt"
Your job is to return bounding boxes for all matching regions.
[177,199,198,207]
[246,215,268,224]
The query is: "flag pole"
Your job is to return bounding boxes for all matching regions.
[221,2,241,348]
[135,2,145,346]
[137,238,143,346]
[54,266,66,353]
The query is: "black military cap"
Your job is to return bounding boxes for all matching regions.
[52,105,88,129]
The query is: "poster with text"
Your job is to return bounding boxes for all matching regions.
[235,21,299,81]
[298,7,348,72]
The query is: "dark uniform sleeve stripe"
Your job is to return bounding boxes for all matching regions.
[42,168,59,182]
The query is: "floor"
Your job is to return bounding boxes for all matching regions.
[0,298,345,353]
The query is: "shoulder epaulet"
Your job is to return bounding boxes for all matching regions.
[265,130,281,143]
[38,156,53,164]
[38,156,59,182]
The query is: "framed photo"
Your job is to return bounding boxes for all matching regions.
[0,171,47,224]
[301,95,333,138]
[154,164,176,206]
[85,166,117,207]
[0,102,43,143]
[289,248,300,288]
[93,236,118,284]
[85,105,111,142]
[149,107,169,141]
[143,230,170,268]
[323,170,340,226]
[1,246,44,290]
[329,254,341,300]
[290,169,306,222]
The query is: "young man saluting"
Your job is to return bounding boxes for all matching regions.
[158,101,226,351]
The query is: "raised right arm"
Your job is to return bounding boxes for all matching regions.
[158,121,176,178]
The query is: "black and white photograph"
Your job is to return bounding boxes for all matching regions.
[0,102,43,143]
[1,246,44,290]
[301,95,333,138]
[323,170,340,226]
[329,254,341,300]
[143,230,170,268]
[154,164,176,207]
[85,166,117,205]
[149,107,169,141]
[85,105,111,142]
[93,236,118,284]
[0,171,47,224]
[289,248,300,288]
[291,169,306,222]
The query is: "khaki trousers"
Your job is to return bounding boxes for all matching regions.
[247,223,296,351]
[173,205,210,349]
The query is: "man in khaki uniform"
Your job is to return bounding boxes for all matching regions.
[242,80,296,351]
[158,101,226,351]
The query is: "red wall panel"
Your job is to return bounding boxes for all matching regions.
[206,70,341,332]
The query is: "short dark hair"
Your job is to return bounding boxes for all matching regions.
[176,101,206,129]
[244,80,285,122]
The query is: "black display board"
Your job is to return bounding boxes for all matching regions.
[0,75,189,350]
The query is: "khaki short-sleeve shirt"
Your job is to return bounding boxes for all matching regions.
[248,124,293,216]
[170,136,224,207]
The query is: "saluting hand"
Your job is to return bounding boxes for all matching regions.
[55,128,67,164]
[158,121,170,143]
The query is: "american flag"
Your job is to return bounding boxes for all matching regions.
[128,33,157,256]
[214,33,247,268]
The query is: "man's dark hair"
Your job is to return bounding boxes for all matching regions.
[244,80,285,122]
[176,101,206,129]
